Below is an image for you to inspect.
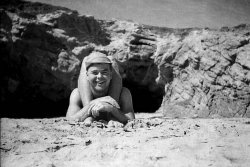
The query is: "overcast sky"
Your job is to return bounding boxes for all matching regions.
[28,0,250,28]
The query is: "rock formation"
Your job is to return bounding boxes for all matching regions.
[155,26,250,117]
[0,0,249,118]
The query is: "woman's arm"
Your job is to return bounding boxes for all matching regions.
[115,87,135,122]
[78,57,93,106]
[108,56,122,103]
[89,100,129,124]
[90,88,135,124]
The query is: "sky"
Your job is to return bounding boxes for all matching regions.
[27,0,250,28]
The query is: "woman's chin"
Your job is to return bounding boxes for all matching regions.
[94,86,108,93]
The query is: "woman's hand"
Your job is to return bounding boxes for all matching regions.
[88,101,112,118]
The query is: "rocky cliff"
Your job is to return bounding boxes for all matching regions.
[1,0,249,118]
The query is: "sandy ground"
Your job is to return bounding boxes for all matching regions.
[1,113,250,167]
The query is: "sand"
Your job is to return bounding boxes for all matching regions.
[1,113,250,167]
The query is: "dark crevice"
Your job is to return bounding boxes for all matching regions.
[179,59,189,69]
[237,39,249,49]
[241,64,250,71]
[229,53,237,65]
[123,80,163,113]
[130,41,150,46]
[193,57,201,70]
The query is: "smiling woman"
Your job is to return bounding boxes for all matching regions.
[28,0,250,28]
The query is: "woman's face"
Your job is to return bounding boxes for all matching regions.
[87,63,112,95]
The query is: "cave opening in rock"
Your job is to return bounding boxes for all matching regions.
[123,80,163,113]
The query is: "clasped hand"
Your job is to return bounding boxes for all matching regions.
[87,101,112,118]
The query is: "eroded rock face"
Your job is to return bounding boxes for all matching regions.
[0,1,109,117]
[0,1,249,117]
[155,27,250,118]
